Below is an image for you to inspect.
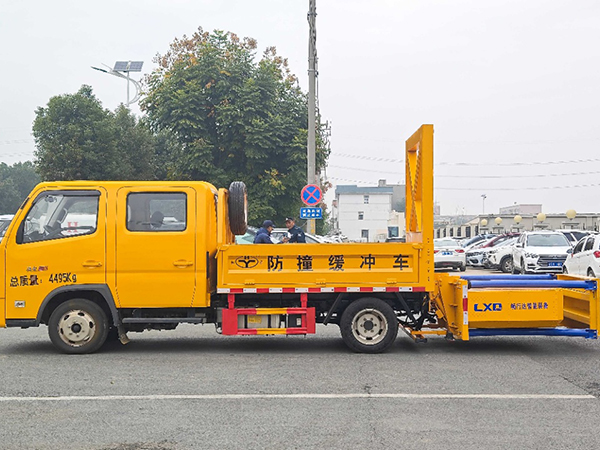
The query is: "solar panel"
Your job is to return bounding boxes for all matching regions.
[114,61,129,71]
[128,61,144,72]
[113,61,144,72]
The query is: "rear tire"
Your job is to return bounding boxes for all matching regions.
[228,181,248,235]
[48,299,108,354]
[459,263,466,272]
[340,297,398,353]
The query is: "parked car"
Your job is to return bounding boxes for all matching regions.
[235,226,278,244]
[486,236,518,272]
[0,214,14,241]
[557,229,594,246]
[460,233,497,249]
[434,238,466,271]
[563,234,600,277]
[465,234,518,267]
[271,228,323,244]
[512,231,572,274]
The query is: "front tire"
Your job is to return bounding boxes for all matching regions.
[500,256,513,273]
[588,268,596,278]
[340,297,398,353]
[48,299,109,354]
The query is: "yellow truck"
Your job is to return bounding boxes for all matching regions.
[1,125,598,353]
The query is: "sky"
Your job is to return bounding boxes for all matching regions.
[1,0,599,216]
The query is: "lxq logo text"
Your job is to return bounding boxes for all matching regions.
[474,303,502,312]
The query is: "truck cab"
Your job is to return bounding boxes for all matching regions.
[1,181,220,351]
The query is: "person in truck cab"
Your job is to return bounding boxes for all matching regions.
[254,220,275,243]
[283,217,306,243]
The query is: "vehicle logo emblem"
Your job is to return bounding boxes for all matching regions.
[235,256,259,269]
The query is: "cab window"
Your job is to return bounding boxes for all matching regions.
[127,192,187,232]
[19,191,99,244]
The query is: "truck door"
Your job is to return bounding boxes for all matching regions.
[115,188,196,308]
[5,189,106,320]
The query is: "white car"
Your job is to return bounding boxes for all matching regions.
[434,238,466,271]
[487,237,518,272]
[0,214,14,241]
[563,234,600,277]
[512,231,572,274]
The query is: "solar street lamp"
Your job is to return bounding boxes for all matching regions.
[91,61,144,106]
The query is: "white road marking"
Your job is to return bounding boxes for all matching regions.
[0,393,594,402]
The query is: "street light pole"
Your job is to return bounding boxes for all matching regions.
[307,0,317,234]
[481,194,487,214]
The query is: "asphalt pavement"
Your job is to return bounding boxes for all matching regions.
[2,306,600,450]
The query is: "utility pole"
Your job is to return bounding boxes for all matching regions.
[307,0,317,234]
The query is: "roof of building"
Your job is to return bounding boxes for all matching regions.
[335,185,394,195]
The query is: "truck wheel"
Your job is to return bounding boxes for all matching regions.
[340,297,398,353]
[500,256,513,273]
[228,181,248,235]
[48,299,109,354]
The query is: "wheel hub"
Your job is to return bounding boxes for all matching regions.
[351,308,388,345]
[58,310,96,347]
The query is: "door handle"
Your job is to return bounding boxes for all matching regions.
[173,260,193,268]
[82,260,103,268]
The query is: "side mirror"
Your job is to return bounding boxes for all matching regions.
[515,243,523,248]
[566,248,573,254]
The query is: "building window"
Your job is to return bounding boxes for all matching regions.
[361,229,369,241]
[457,227,461,237]
[358,211,364,220]
[466,226,471,238]
[363,195,369,204]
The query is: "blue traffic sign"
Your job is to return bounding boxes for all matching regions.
[301,184,322,206]
[300,207,323,219]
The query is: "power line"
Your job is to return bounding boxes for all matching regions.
[330,152,600,167]
[0,139,34,145]
[438,183,600,191]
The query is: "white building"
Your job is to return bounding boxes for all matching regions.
[334,185,393,242]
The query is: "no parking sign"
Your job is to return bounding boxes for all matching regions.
[301,184,322,206]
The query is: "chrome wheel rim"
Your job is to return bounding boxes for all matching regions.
[57,309,96,347]
[351,308,388,345]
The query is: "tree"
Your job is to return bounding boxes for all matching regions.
[0,161,40,213]
[141,28,330,226]
[33,86,157,181]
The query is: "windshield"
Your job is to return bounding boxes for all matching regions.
[527,234,569,247]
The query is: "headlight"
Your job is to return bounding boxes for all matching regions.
[524,252,539,258]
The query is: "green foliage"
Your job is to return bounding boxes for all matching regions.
[33,86,157,181]
[0,161,40,213]
[141,28,330,226]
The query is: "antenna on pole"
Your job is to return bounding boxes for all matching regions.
[307,0,318,234]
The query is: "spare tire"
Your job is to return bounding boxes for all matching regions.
[228,181,248,235]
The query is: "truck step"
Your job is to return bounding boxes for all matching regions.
[122,317,207,324]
